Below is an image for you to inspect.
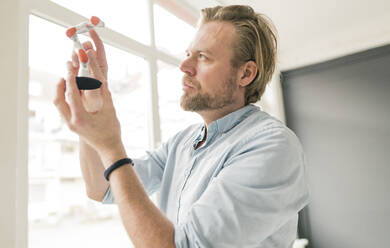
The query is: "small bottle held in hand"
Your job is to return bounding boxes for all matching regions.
[65,16,105,113]
[79,51,103,113]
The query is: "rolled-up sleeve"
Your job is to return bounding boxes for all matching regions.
[174,127,310,247]
[102,141,169,204]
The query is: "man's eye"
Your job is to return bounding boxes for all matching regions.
[199,54,207,59]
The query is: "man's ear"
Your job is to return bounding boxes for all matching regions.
[238,61,257,87]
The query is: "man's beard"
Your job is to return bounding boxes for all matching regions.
[180,72,238,112]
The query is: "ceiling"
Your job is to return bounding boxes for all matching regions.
[175,0,390,71]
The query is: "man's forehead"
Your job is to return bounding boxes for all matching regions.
[187,21,236,54]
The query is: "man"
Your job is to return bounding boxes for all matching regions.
[54,5,309,248]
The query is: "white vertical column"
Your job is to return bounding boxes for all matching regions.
[0,0,29,248]
[146,0,162,149]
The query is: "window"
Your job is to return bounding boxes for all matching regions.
[27,1,197,247]
[29,15,147,248]
[105,45,149,156]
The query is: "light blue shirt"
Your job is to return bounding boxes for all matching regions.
[103,104,309,247]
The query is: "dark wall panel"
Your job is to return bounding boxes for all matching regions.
[282,45,390,248]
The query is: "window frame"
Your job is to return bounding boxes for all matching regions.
[1,0,197,247]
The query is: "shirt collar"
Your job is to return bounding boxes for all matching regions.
[192,104,259,149]
[209,104,259,134]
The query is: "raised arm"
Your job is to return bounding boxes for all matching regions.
[79,138,109,201]
[72,29,110,201]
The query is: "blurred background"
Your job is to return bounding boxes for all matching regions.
[1,0,389,247]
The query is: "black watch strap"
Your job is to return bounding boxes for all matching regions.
[104,158,133,181]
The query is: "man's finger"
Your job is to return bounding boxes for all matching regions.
[89,29,107,64]
[82,41,94,51]
[53,78,71,122]
[86,50,105,83]
[72,52,80,73]
[65,61,86,116]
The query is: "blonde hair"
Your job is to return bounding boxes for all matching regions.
[200,5,278,104]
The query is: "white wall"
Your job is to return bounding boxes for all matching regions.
[0,0,29,247]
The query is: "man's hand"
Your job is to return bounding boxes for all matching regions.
[55,29,126,167]
[54,61,125,168]
[72,29,108,113]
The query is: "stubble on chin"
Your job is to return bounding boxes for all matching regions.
[180,75,205,111]
[180,91,213,111]
[180,74,237,112]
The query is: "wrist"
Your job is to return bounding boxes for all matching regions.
[104,158,133,181]
[98,143,127,169]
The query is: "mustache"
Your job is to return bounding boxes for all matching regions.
[182,75,200,89]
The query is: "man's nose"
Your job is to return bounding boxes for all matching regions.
[179,56,196,77]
